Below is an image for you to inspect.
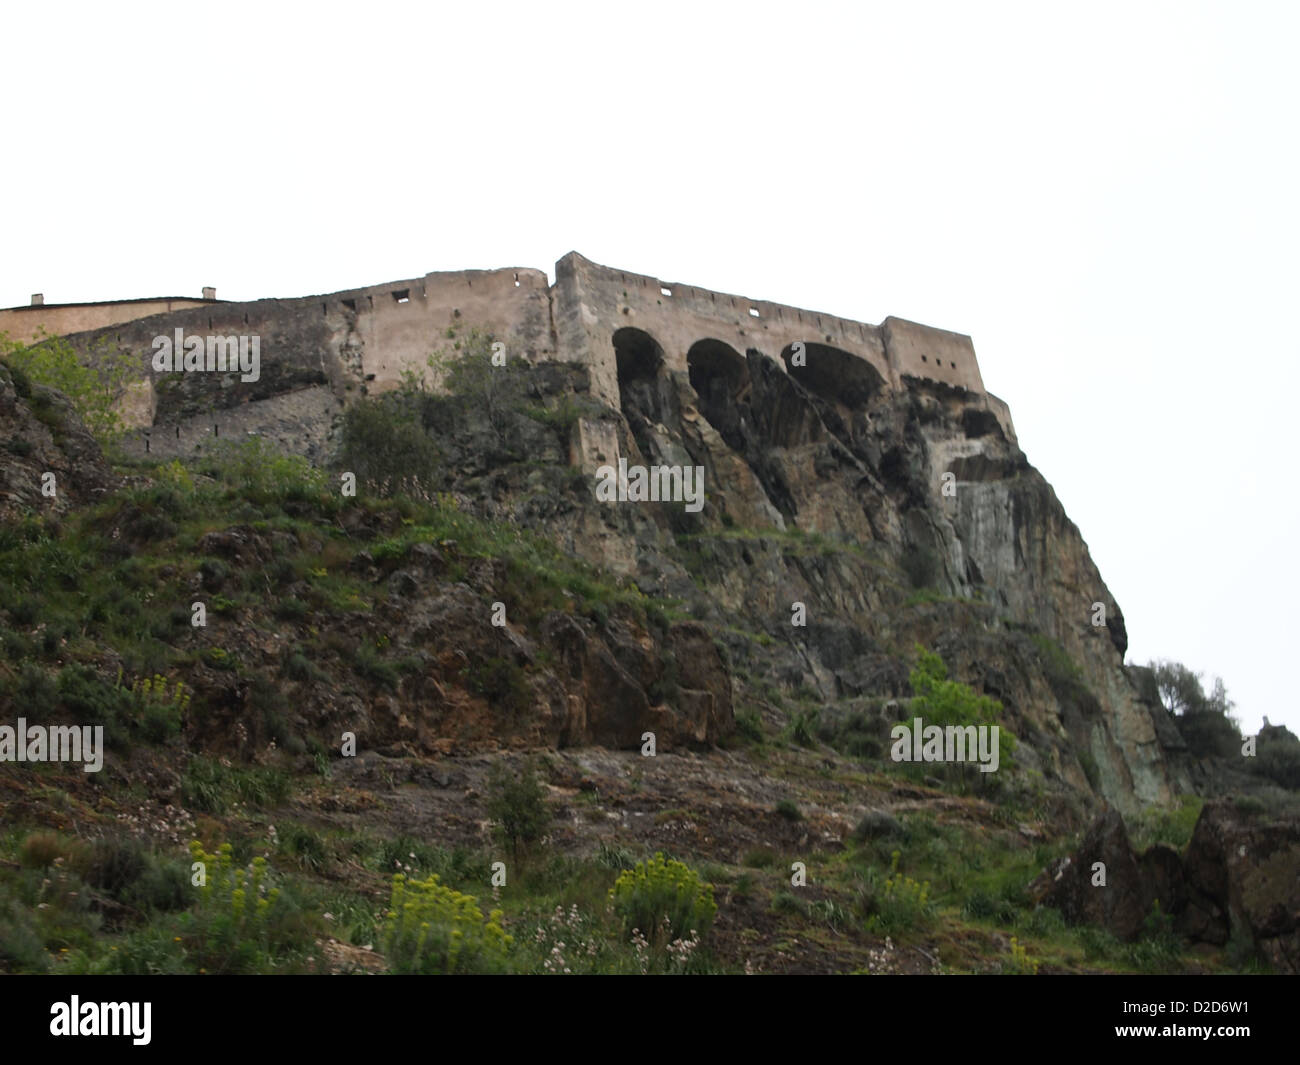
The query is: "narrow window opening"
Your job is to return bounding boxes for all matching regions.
[321,303,326,316]
[921,355,927,362]
[514,272,520,287]
[951,361,957,368]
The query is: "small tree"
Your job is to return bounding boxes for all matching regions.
[1146,659,1209,717]
[486,760,551,865]
[337,393,441,496]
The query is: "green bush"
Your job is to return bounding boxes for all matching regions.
[182,841,309,973]
[608,852,717,947]
[464,656,532,713]
[1130,796,1203,852]
[1253,739,1300,789]
[775,798,803,821]
[380,873,512,974]
[864,851,934,933]
[1177,710,1242,759]
[486,761,551,862]
[338,394,441,497]
[1128,900,1184,972]
[908,647,1017,768]
[2,333,135,445]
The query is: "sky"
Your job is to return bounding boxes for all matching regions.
[3,1,1295,734]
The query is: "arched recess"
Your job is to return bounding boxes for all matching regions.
[780,341,885,409]
[687,338,747,449]
[613,326,668,423]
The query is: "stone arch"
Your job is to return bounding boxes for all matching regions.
[613,327,664,385]
[613,326,669,424]
[687,338,747,448]
[780,341,885,409]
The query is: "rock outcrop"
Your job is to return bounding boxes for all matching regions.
[1033,801,1300,972]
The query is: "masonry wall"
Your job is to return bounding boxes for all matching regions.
[0,298,212,346]
[57,266,556,453]
[553,253,991,409]
[880,316,984,392]
[36,253,1015,453]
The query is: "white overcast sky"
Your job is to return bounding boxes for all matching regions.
[4,2,1296,735]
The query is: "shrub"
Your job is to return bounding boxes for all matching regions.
[908,647,1017,768]
[183,841,307,973]
[1176,710,1242,759]
[2,333,135,445]
[486,761,551,862]
[1130,795,1203,852]
[786,707,819,747]
[464,656,532,714]
[608,852,717,948]
[380,873,512,974]
[774,798,802,821]
[865,851,934,933]
[733,710,764,744]
[1000,935,1041,975]
[338,394,441,497]
[1253,739,1300,790]
[1128,900,1183,972]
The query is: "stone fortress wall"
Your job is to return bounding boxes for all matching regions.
[0,296,216,346]
[5,252,1016,459]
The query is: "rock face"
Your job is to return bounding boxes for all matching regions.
[499,346,1175,813]
[1181,801,1300,971]
[7,292,1181,815]
[1033,802,1300,971]
[1032,810,1150,940]
[0,363,119,522]
[183,531,732,760]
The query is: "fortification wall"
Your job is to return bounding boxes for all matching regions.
[322,266,553,392]
[553,253,990,410]
[0,298,212,346]
[556,252,896,408]
[56,266,556,452]
[880,316,984,392]
[34,253,1015,453]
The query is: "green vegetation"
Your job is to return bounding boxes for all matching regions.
[380,873,513,974]
[1,332,136,445]
[338,392,441,496]
[608,852,717,948]
[486,761,552,863]
[1129,795,1204,853]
